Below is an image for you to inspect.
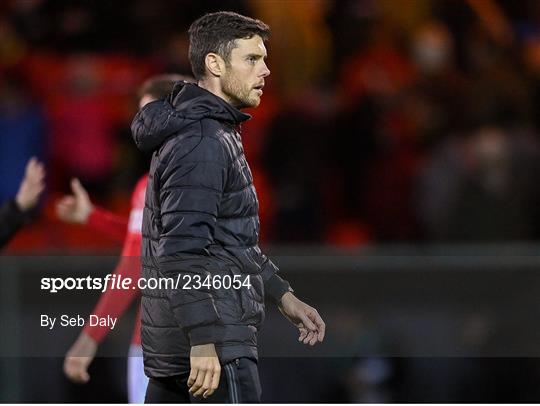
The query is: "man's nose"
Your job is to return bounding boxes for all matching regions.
[260,62,270,77]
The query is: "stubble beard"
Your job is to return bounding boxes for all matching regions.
[222,72,260,109]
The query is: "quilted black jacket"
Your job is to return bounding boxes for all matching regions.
[131,82,291,377]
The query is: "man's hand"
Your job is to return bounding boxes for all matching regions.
[63,332,98,384]
[188,343,221,399]
[55,178,93,224]
[278,292,325,346]
[15,157,45,211]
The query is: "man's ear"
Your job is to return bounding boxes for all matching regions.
[205,53,225,77]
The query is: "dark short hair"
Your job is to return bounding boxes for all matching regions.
[188,11,270,80]
[137,74,194,102]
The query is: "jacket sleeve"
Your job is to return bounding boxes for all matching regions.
[87,207,128,243]
[156,135,227,346]
[0,199,28,250]
[259,252,292,303]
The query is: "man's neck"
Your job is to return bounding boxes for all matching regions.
[198,79,238,108]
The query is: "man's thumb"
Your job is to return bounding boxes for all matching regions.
[71,178,86,197]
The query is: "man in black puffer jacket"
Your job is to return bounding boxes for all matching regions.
[131,11,325,404]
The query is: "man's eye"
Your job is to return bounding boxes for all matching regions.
[248,57,257,64]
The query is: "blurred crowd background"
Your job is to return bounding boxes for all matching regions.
[4,0,540,403]
[4,0,540,251]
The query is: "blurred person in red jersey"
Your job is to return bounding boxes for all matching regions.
[0,157,45,249]
[57,74,190,403]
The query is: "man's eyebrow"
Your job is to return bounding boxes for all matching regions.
[245,53,267,59]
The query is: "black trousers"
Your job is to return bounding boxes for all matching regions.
[145,357,262,403]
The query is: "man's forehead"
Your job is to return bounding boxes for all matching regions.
[233,35,267,56]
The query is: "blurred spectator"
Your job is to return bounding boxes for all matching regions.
[48,56,114,197]
[0,74,46,203]
[331,19,420,241]
[0,17,27,67]
[409,19,467,144]
[252,0,332,93]
[262,92,328,242]
[417,125,540,241]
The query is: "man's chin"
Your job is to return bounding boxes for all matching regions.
[238,101,260,110]
[247,96,261,108]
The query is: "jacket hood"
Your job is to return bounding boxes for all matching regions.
[131,82,251,152]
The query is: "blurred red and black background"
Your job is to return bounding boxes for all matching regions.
[4,0,540,403]
[6,0,540,252]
